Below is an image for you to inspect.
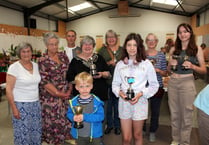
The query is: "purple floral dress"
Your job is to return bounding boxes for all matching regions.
[38,52,71,144]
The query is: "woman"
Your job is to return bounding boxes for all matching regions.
[167,23,206,145]
[194,84,209,145]
[144,33,167,142]
[66,35,110,102]
[38,32,71,145]
[6,42,42,145]
[98,30,122,135]
[112,33,159,145]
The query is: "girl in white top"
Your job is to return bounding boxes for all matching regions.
[6,42,41,145]
[112,33,159,145]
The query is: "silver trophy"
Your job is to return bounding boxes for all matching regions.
[126,77,135,100]
[73,105,84,129]
[88,57,99,76]
[181,55,189,70]
[171,55,180,71]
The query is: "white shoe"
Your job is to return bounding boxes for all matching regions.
[149,132,156,142]
[170,141,179,145]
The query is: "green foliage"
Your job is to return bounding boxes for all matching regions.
[9,44,17,56]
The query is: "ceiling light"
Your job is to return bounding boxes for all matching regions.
[152,0,178,6]
[68,2,92,12]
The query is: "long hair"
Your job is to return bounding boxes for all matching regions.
[174,23,198,56]
[120,33,146,62]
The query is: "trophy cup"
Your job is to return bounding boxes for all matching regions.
[88,57,99,76]
[171,55,180,71]
[126,77,135,100]
[149,58,157,67]
[74,105,84,129]
[181,55,189,70]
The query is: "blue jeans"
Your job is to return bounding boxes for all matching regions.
[106,86,120,128]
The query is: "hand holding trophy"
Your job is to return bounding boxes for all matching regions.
[126,77,135,100]
[73,105,84,129]
[88,57,99,76]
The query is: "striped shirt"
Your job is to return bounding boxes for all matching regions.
[147,51,167,87]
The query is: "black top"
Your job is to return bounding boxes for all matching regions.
[66,53,109,101]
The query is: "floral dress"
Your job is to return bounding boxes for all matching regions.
[38,52,71,144]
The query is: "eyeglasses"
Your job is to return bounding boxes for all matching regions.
[146,39,157,42]
[107,36,116,39]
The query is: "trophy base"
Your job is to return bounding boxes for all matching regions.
[74,123,84,129]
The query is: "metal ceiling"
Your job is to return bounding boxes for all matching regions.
[0,0,209,23]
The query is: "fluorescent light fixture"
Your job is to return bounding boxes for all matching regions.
[68,2,92,12]
[152,0,178,6]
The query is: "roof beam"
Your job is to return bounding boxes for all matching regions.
[24,0,64,17]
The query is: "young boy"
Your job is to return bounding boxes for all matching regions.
[67,72,104,145]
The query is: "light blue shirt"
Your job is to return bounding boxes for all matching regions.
[194,85,209,115]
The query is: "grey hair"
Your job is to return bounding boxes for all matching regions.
[16,42,33,59]
[105,29,118,45]
[80,35,96,48]
[43,32,59,45]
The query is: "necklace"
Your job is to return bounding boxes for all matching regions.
[19,61,33,71]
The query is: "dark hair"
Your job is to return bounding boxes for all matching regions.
[200,43,206,49]
[174,23,197,56]
[120,33,146,62]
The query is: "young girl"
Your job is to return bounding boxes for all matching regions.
[112,33,159,145]
[167,23,206,145]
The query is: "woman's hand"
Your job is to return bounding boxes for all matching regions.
[129,92,143,105]
[12,106,20,119]
[119,90,127,100]
[93,72,103,79]
[182,61,193,69]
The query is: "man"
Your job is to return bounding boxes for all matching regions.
[65,30,81,145]
[65,30,81,61]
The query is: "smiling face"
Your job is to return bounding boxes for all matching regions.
[81,42,94,55]
[177,26,191,43]
[126,39,137,59]
[106,34,117,47]
[46,38,59,54]
[20,47,32,62]
[146,34,158,49]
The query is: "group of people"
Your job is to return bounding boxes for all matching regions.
[6,22,208,145]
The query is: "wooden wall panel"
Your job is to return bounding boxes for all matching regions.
[0,20,66,38]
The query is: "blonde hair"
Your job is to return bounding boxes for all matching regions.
[74,72,93,85]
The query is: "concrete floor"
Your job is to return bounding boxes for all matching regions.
[0,78,207,145]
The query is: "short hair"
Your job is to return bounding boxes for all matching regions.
[16,42,33,59]
[66,30,77,36]
[80,35,96,48]
[145,33,158,42]
[74,72,93,85]
[105,29,118,45]
[43,32,59,46]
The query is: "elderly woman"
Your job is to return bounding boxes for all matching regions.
[66,35,110,102]
[144,33,167,142]
[6,42,42,145]
[98,30,122,135]
[38,32,72,145]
